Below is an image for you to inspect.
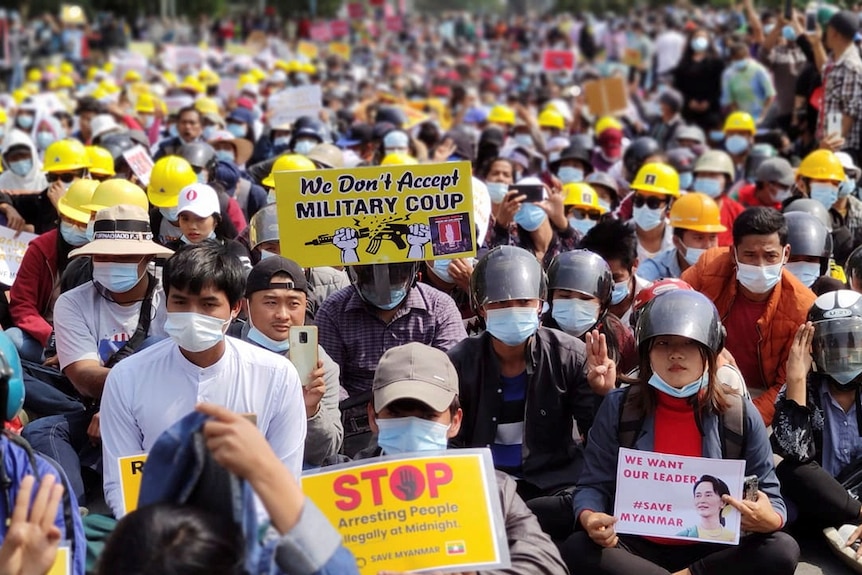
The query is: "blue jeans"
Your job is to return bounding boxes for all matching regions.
[6,327,46,363]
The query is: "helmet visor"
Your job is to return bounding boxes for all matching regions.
[348,263,416,309]
[813,318,862,384]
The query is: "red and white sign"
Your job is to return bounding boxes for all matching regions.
[541,49,576,72]
[310,23,332,42]
[329,20,349,38]
[384,15,403,32]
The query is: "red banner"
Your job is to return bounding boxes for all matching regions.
[329,20,349,38]
[541,50,576,72]
[310,23,332,42]
[347,2,365,17]
[384,15,403,32]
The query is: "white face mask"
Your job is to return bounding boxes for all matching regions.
[681,243,706,266]
[632,205,664,231]
[164,311,231,352]
[735,250,785,294]
[784,261,821,288]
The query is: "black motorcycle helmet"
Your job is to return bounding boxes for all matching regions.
[744,143,778,183]
[547,250,613,309]
[179,142,217,174]
[471,246,547,311]
[623,137,661,181]
[347,262,419,310]
[785,211,833,276]
[549,141,594,175]
[809,289,862,390]
[636,290,725,354]
[846,245,862,289]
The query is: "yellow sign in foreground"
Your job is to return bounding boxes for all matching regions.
[47,547,69,575]
[117,453,148,515]
[302,449,509,574]
[274,161,476,268]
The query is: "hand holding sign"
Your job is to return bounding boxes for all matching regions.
[0,475,64,575]
[585,330,616,395]
[721,491,782,533]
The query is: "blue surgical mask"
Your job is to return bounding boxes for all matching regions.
[569,216,596,235]
[647,370,708,399]
[294,139,316,155]
[227,123,246,138]
[678,172,693,191]
[484,307,539,346]
[486,182,508,203]
[36,131,54,150]
[273,136,291,148]
[632,205,664,231]
[513,133,534,148]
[376,287,407,311]
[810,182,838,209]
[839,179,857,198]
[708,130,725,143]
[215,150,235,163]
[691,37,709,52]
[16,115,33,130]
[681,244,706,266]
[86,219,95,242]
[764,23,776,35]
[693,177,723,198]
[142,115,155,129]
[377,417,450,455]
[202,126,216,140]
[735,250,784,294]
[514,203,548,231]
[552,299,600,337]
[611,279,629,305]
[430,258,454,284]
[92,261,143,293]
[598,198,612,212]
[725,134,750,155]
[558,166,584,184]
[168,124,179,138]
[159,206,180,222]
[8,159,32,177]
[784,261,820,288]
[266,189,276,204]
[247,326,290,353]
[782,25,797,41]
[196,171,208,184]
[59,221,88,247]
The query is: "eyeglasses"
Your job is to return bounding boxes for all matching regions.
[633,195,668,209]
[46,172,80,184]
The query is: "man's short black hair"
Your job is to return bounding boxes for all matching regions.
[732,207,788,246]
[75,96,104,116]
[177,106,202,122]
[580,219,638,269]
[163,243,246,307]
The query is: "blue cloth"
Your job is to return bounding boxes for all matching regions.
[639,248,683,281]
[818,383,862,477]
[573,388,788,525]
[490,372,527,473]
[0,435,86,575]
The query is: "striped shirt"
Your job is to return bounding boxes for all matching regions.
[490,371,528,474]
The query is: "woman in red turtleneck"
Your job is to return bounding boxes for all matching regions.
[558,290,799,575]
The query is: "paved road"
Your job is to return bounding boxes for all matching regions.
[798,535,855,574]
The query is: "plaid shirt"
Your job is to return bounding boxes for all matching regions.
[316,283,468,397]
[821,45,862,152]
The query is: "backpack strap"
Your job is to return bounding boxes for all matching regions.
[719,392,746,460]
[618,386,644,449]
[104,274,157,369]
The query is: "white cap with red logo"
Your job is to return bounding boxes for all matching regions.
[177,184,220,218]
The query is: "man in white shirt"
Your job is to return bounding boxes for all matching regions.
[101,241,306,517]
[654,18,686,79]
[23,204,174,506]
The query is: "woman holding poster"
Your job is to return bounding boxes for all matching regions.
[677,475,736,542]
[559,289,799,575]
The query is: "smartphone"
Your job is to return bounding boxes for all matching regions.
[509,184,545,203]
[743,475,759,502]
[827,111,843,137]
[805,10,818,33]
[289,326,318,388]
[784,0,793,21]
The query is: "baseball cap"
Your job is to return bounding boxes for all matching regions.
[755,158,795,187]
[245,255,308,297]
[828,10,859,40]
[177,184,220,218]
[372,343,459,412]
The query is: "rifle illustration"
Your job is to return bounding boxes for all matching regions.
[366,223,410,254]
[305,227,372,246]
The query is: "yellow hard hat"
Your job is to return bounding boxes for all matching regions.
[723,111,756,134]
[238,72,256,86]
[262,154,317,188]
[198,69,220,87]
[86,146,116,178]
[135,93,157,114]
[54,75,75,90]
[86,66,99,82]
[669,192,727,233]
[538,108,566,130]
[487,105,516,126]
[60,62,74,76]
[275,60,290,72]
[58,179,100,224]
[11,89,27,105]
[91,86,110,101]
[595,116,623,136]
[99,78,120,94]
[26,69,42,83]
[563,183,608,214]
[797,149,845,182]
[250,68,267,82]
[301,62,317,75]
[162,71,178,87]
[123,69,142,83]
[81,179,149,213]
[380,152,419,166]
[180,75,204,94]
[45,65,58,77]
[147,156,197,207]
[0,109,7,124]
[630,162,680,198]
[194,97,220,116]
[43,140,90,173]
[23,82,39,95]
[285,61,301,74]
[102,62,115,74]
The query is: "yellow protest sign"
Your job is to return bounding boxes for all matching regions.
[118,453,148,515]
[297,41,319,60]
[128,42,155,59]
[328,42,351,61]
[302,449,509,574]
[47,547,70,575]
[622,47,643,68]
[225,42,256,56]
[274,162,476,268]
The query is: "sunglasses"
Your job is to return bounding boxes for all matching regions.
[571,209,602,221]
[46,172,81,184]
[633,195,668,209]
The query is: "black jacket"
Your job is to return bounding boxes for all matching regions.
[447,327,596,491]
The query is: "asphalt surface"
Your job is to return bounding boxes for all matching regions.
[797,534,856,574]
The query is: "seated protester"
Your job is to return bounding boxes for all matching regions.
[361,342,569,574]
[7,179,98,363]
[665,147,697,193]
[0,129,48,194]
[639,192,726,281]
[691,150,745,247]
[239,256,342,466]
[256,154,317,203]
[246,204,349,312]
[610,137,664,221]
[545,250,638,374]
[147,156,199,246]
[487,176,579,269]
[165,183,251,270]
[33,115,64,157]
[100,242,307,518]
[419,256,474,320]
[784,212,846,295]
[316,262,467,397]
[152,106,204,160]
[580,219,652,327]
[562,182,608,236]
[0,332,86,575]
[558,290,799,575]
[12,139,91,235]
[773,293,862,539]
[86,145,117,182]
[22,205,174,506]
[208,130,267,222]
[721,111,758,183]
[738,157,795,209]
[585,171,622,214]
[629,162,679,263]
[178,141,247,234]
[549,141,594,185]
[448,247,613,517]
[682,207,816,426]
[98,403,359,575]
